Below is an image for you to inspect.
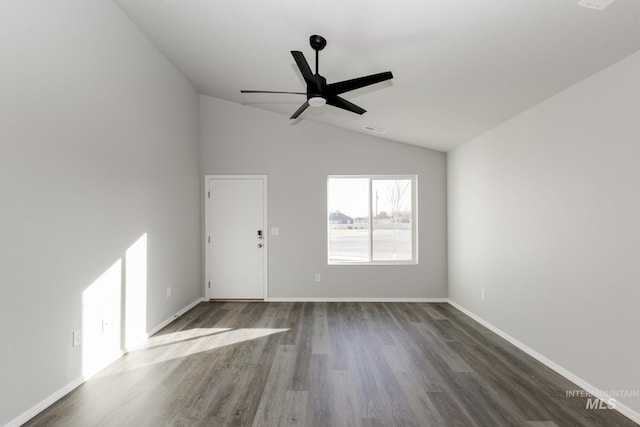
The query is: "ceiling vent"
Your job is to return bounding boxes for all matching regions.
[577,0,615,11]
[363,125,386,134]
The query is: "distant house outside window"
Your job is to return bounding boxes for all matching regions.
[327,175,417,264]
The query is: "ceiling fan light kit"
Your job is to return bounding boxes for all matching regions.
[308,97,326,107]
[241,35,393,119]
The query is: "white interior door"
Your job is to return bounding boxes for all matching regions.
[207,176,266,299]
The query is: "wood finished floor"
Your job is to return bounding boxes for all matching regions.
[25,302,637,427]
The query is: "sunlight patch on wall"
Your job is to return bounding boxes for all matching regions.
[81,259,123,379]
[81,233,149,379]
[125,233,148,350]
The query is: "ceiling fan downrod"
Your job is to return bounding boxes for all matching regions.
[309,34,326,75]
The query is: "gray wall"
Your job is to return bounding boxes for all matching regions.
[201,96,447,299]
[0,1,201,424]
[448,50,640,414]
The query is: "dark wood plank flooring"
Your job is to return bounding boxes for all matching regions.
[24,302,638,426]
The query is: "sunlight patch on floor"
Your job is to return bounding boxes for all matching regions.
[122,327,290,370]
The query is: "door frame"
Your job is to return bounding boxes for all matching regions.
[204,175,268,300]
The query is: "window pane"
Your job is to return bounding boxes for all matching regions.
[328,178,370,262]
[372,179,412,261]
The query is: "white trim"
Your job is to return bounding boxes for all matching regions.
[204,175,210,299]
[3,376,85,427]
[266,297,448,303]
[447,299,640,425]
[143,297,205,342]
[204,175,268,300]
[5,298,204,427]
[125,297,205,351]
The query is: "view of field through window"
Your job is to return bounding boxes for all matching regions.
[328,176,414,263]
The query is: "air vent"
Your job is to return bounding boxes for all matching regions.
[577,0,615,11]
[363,125,386,134]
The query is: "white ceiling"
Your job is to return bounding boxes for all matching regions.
[114,0,640,152]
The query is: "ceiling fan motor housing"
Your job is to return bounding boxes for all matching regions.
[307,74,326,99]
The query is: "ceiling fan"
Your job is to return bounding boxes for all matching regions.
[241,35,394,119]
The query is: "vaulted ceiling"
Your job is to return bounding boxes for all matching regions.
[114,0,640,152]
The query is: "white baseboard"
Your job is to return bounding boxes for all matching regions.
[145,297,205,339]
[447,299,640,425]
[4,297,205,427]
[125,297,205,351]
[4,376,85,427]
[265,297,449,303]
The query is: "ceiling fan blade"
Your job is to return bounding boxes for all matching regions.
[291,51,314,83]
[326,96,366,115]
[326,71,393,96]
[241,90,306,95]
[290,101,310,119]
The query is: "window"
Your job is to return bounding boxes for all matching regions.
[328,175,417,264]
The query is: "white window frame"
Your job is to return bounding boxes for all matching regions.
[327,175,418,265]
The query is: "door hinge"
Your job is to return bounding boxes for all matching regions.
[208,281,210,288]
[208,191,210,198]
[208,236,210,243]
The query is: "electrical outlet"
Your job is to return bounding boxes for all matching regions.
[481,289,486,300]
[315,274,321,282]
[166,287,172,298]
[72,330,81,348]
